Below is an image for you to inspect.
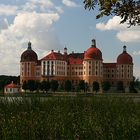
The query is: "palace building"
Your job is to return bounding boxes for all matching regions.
[20,39,133,90]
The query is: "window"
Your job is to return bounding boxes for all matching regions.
[96,71,98,75]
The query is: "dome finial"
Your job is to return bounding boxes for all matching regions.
[28,41,32,50]
[91,39,96,48]
[123,45,127,53]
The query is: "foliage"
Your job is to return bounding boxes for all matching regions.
[92,81,100,93]
[27,80,36,92]
[40,80,50,93]
[129,81,138,93]
[116,81,124,91]
[50,80,59,92]
[64,80,72,92]
[102,81,111,92]
[83,0,140,26]
[0,75,19,91]
[22,81,28,92]
[78,80,86,92]
[0,96,139,139]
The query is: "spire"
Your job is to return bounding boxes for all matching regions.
[28,41,32,50]
[91,39,96,48]
[123,45,127,53]
[64,46,67,54]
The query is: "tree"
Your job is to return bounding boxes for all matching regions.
[40,80,50,93]
[78,80,86,92]
[50,80,59,92]
[129,81,138,93]
[116,81,124,92]
[22,81,28,93]
[92,81,100,93]
[101,81,111,92]
[27,80,36,92]
[83,0,140,26]
[64,80,72,92]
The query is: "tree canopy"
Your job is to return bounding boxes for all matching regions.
[64,80,72,92]
[83,0,140,26]
[92,81,100,93]
[101,81,111,92]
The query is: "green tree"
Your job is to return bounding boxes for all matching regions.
[50,80,59,92]
[22,81,28,93]
[129,81,138,93]
[40,80,50,93]
[27,80,36,92]
[64,80,72,92]
[83,0,140,26]
[102,81,111,92]
[92,81,100,93]
[78,80,85,92]
[116,81,124,92]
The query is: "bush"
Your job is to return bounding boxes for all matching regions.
[0,96,139,139]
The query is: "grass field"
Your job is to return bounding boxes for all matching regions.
[0,96,140,140]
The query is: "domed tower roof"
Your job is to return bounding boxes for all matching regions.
[84,39,102,60]
[21,42,38,62]
[117,46,133,64]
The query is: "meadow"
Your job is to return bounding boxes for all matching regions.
[0,95,140,140]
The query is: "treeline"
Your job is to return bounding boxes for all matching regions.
[22,80,87,93]
[0,75,20,91]
[22,79,140,93]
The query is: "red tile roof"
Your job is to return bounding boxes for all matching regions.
[4,82,19,88]
[117,52,133,64]
[41,51,64,60]
[103,63,116,68]
[68,53,84,65]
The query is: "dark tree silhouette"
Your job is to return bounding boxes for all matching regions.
[92,81,100,93]
[78,80,86,92]
[22,81,28,93]
[27,80,36,92]
[64,80,72,92]
[40,80,50,93]
[102,81,111,92]
[129,81,137,93]
[116,81,124,92]
[50,80,59,92]
[83,0,140,26]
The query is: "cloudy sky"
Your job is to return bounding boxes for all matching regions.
[0,0,139,78]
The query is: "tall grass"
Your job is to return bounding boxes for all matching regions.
[0,96,140,140]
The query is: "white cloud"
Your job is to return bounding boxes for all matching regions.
[134,66,140,78]
[96,16,140,42]
[133,51,140,56]
[0,4,18,15]
[0,1,63,75]
[117,30,140,42]
[62,0,79,7]
[96,16,126,31]
[0,18,9,30]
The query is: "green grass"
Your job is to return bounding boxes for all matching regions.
[0,96,140,140]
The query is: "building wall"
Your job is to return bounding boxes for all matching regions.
[4,88,19,94]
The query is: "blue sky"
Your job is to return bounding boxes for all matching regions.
[0,0,139,78]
